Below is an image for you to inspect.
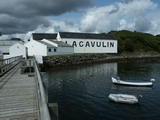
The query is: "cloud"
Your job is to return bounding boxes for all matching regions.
[80,0,160,35]
[0,0,92,17]
[19,20,80,42]
[134,16,152,32]
[0,0,92,34]
[80,5,120,33]
[1,0,160,39]
[0,14,51,34]
[33,21,80,33]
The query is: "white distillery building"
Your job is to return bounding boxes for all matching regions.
[57,32,117,53]
[30,32,117,57]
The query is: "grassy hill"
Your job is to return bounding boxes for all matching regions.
[109,30,160,55]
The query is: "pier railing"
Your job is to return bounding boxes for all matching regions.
[0,56,23,76]
[33,57,51,120]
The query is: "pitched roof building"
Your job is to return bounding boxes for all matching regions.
[57,32,117,53]
[25,39,74,57]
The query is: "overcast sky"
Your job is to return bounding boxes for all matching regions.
[0,0,160,39]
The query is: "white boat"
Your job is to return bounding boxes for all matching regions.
[108,94,141,104]
[112,77,153,87]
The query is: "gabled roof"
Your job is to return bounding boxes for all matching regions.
[59,32,116,40]
[0,40,23,46]
[11,42,24,46]
[46,40,72,47]
[36,40,56,48]
[53,41,72,47]
[32,33,57,40]
[36,40,72,48]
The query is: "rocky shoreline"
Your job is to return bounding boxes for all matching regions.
[41,54,160,70]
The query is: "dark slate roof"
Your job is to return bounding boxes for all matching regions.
[32,33,57,40]
[0,40,23,46]
[11,38,22,41]
[59,32,116,40]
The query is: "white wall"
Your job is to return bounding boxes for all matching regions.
[47,47,57,56]
[57,47,74,55]
[25,40,47,56]
[3,55,10,59]
[46,47,74,56]
[34,55,43,64]
[61,38,117,53]
[9,43,27,58]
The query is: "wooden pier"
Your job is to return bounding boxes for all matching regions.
[0,56,51,120]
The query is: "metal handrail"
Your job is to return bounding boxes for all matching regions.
[0,56,23,76]
[34,57,51,120]
[0,55,22,66]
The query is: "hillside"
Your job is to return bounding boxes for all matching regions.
[109,30,160,55]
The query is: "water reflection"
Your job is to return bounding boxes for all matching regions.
[46,62,160,120]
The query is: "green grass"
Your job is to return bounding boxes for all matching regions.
[109,30,160,55]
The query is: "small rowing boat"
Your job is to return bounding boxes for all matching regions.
[112,77,153,87]
[108,94,142,104]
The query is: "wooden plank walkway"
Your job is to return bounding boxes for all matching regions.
[0,65,39,120]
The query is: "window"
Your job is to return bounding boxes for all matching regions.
[54,48,57,52]
[48,48,51,52]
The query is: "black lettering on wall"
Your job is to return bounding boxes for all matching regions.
[96,41,101,47]
[102,42,106,47]
[72,41,77,47]
[107,42,109,47]
[79,41,84,47]
[110,42,114,47]
[91,41,95,47]
[85,41,90,47]
[71,40,115,48]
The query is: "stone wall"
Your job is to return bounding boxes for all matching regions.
[42,54,160,70]
[43,54,109,68]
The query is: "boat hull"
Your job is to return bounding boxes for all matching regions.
[112,77,152,87]
[109,94,138,104]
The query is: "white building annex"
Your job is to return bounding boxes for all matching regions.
[0,38,24,59]
[57,32,117,53]
[9,43,27,58]
[25,34,74,57]
[0,39,24,55]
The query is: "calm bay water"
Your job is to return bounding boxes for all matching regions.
[45,62,160,120]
